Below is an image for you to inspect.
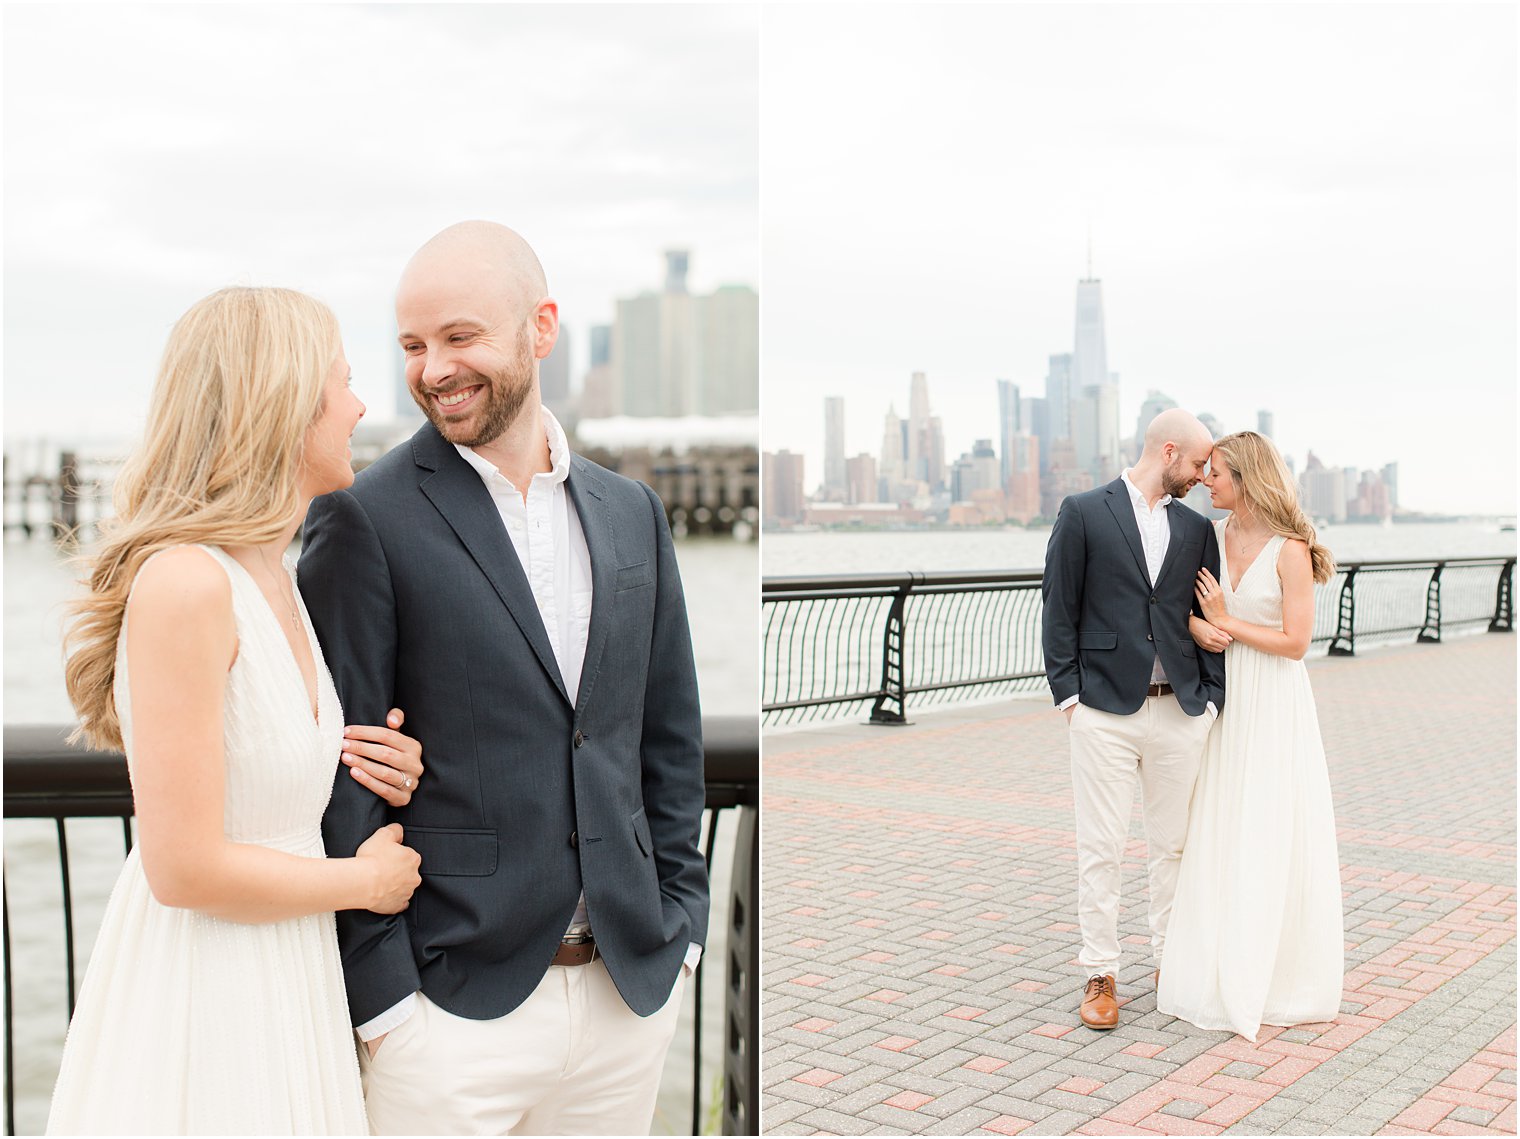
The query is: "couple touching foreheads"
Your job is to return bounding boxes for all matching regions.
[48,222,708,1135]
[1042,409,1345,1039]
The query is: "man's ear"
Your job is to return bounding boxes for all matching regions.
[533,298,560,361]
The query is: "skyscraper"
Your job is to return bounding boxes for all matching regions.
[1135,391,1179,459]
[1044,354,1072,441]
[845,454,878,505]
[1072,279,1109,392]
[614,281,688,417]
[693,284,759,414]
[1005,432,1040,524]
[539,321,571,417]
[823,396,846,495]
[879,404,905,484]
[1257,410,1275,440]
[1071,274,1120,481]
[1381,462,1399,511]
[1023,395,1051,475]
[578,324,615,419]
[907,371,931,480]
[1300,452,1348,523]
[951,438,1000,501]
[611,249,757,418]
[762,450,806,524]
[997,379,1021,485]
[924,416,947,493]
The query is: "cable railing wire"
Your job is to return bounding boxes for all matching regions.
[763,558,1515,725]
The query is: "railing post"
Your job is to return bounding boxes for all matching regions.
[1328,567,1358,656]
[869,579,914,724]
[53,452,80,543]
[1491,560,1515,633]
[722,804,758,1136]
[1418,563,1444,643]
[4,885,13,1138]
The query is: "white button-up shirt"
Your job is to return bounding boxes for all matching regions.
[1120,470,1173,687]
[454,408,593,706]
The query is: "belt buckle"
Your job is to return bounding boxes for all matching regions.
[561,932,594,946]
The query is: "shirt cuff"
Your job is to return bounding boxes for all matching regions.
[355,992,417,1041]
[1057,694,1080,711]
[1206,701,1218,720]
[683,942,702,975]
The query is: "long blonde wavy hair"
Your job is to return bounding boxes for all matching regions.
[1212,430,1336,585]
[63,286,340,749]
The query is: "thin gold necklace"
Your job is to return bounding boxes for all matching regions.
[254,546,301,628]
[1230,517,1273,556]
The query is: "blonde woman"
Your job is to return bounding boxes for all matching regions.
[1157,430,1344,1040]
[48,288,424,1135]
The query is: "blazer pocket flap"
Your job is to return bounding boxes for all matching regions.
[1079,631,1118,650]
[631,807,653,857]
[1176,639,1198,657]
[404,827,498,876]
[615,562,653,592]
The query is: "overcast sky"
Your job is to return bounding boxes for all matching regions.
[4,3,758,436]
[761,4,1516,516]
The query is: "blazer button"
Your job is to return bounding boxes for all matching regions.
[570,830,578,848]
[1147,634,1154,641]
[573,729,585,748]
[1149,596,1157,605]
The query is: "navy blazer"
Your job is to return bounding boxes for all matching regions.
[299,421,708,1024]
[1041,478,1226,717]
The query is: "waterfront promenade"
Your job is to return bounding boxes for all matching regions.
[762,635,1516,1135]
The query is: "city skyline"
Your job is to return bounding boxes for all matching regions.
[789,265,1420,525]
[4,4,759,438]
[779,366,1406,529]
[761,4,1515,516]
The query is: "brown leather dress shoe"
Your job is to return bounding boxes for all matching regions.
[1080,973,1119,1029]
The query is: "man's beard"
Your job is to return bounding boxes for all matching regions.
[412,324,535,447]
[1161,458,1194,499]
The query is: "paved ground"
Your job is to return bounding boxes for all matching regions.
[762,634,1517,1136]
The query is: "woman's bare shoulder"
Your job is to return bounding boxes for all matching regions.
[127,546,233,621]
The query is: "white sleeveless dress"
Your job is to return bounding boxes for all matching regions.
[46,546,367,1135]
[1156,525,1345,1041]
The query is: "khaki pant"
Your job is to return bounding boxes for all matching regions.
[1069,695,1212,976]
[359,961,686,1135]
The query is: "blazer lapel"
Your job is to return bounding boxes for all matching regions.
[1103,480,1152,584]
[1153,500,1189,589]
[412,426,571,706]
[565,457,615,716]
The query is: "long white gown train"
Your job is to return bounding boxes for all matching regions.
[1156,526,1344,1041]
[46,546,367,1135]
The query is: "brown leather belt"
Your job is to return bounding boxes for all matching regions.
[552,936,597,967]
[1146,683,1175,697]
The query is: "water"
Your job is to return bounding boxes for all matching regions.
[762,521,1517,577]
[761,522,1516,728]
[3,534,756,1135]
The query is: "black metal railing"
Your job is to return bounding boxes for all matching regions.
[2,716,758,1138]
[763,558,1515,725]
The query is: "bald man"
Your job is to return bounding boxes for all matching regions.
[1040,409,1226,1030]
[299,221,708,1134]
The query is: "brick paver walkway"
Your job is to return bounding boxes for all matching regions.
[763,635,1517,1136]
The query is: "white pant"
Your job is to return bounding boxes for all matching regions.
[1068,696,1211,976]
[359,961,685,1135]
